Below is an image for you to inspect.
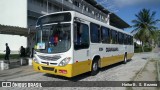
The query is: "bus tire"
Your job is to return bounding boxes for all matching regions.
[123,53,127,64]
[91,59,99,76]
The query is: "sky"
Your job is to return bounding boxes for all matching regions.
[96,0,160,33]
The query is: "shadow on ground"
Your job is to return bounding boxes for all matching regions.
[8,61,28,69]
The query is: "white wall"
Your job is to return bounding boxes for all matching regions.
[0,0,27,28]
[0,34,27,54]
[0,0,28,54]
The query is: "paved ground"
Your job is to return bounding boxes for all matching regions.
[132,59,158,90]
[0,59,38,81]
[0,48,159,90]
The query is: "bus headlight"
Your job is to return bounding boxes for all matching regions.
[33,57,39,64]
[58,57,71,66]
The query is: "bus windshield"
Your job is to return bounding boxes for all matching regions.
[35,23,71,53]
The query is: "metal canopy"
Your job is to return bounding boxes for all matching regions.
[84,0,130,29]
[0,24,36,36]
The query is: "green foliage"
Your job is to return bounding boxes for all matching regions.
[134,47,152,53]
[155,30,160,46]
[132,8,159,50]
[134,43,152,53]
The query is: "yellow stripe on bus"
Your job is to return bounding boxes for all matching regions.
[100,53,134,68]
[32,60,92,77]
[100,54,124,67]
[32,53,134,77]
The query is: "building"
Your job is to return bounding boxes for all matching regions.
[0,0,130,54]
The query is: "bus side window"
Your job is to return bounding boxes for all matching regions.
[90,23,100,43]
[129,36,133,45]
[101,26,110,43]
[122,33,124,44]
[118,32,124,44]
[131,36,133,45]
[116,31,118,44]
[111,30,117,44]
[74,22,89,50]
[124,34,128,45]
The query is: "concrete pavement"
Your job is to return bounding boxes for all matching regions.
[0,59,37,81]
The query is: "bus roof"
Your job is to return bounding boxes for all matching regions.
[37,11,133,36]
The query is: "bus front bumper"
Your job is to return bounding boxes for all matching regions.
[32,60,73,77]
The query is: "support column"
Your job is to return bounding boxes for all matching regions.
[106,13,111,25]
[27,33,35,58]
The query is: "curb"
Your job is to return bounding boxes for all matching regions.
[133,59,149,81]
[157,60,160,81]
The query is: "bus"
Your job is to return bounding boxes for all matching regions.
[33,11,134,77]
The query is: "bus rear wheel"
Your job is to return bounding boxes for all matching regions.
[123,54,127,64]
[91,59,99,76]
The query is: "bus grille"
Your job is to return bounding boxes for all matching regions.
[41,62,57,65]
[38,55,61,61]
[42,66,54,71]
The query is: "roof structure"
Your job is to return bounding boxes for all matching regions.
[0,24,36,36]
[85,0,130,29]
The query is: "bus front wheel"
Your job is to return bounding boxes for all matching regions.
[91,59,99,76]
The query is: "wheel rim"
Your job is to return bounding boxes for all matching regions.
[93,62,98,71]
[124,56,127,62]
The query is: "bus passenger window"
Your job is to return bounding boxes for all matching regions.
[111,30,117,44]
[118,32,124,44]
[90,23,100,43]
[131,36,133,45]
[124,34,128,45]
[74,22,89,50]
[101,27,110,43]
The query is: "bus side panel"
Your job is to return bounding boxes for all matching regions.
[100,54,124,68]
[126,45,134,60]
[72,60,92,77]
[72,44,91,76]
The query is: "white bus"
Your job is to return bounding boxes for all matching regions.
[33,11,134,77]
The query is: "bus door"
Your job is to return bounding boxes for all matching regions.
[73,20,91,74]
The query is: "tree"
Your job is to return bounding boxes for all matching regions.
[132,9,159,52]
[155,30,160,47]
